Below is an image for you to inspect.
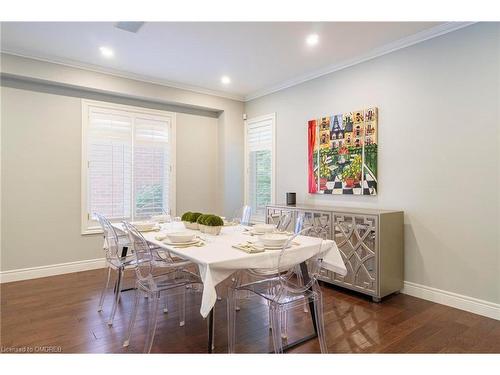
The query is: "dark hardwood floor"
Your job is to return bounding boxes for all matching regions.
[1,268,499,353]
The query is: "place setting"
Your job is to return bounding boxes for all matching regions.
[129,221,162,232]
[155,231,206,248]
[233,232,298,253]
[242,223,292,236]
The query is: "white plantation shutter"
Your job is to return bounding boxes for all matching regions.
[84,101,174,230]
[134,116,171,219]
[88,109,133,220]
[246,117,274,221]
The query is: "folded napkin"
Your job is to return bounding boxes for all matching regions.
[232,242,265,253]
[155,233,167,241]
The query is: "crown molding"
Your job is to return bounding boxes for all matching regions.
[244,22,477,101]
[0,50,246,102]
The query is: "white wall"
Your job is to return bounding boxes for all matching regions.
[245,23,500,304]
[0,86,222,271]
[176,113,218,215]
[1,87,103,269]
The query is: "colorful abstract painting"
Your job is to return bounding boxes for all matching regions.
[307,107,378,195]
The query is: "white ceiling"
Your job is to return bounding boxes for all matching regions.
[1,22,465,101]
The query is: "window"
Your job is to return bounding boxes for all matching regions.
[81,100,175,234]
[244,113,276,222]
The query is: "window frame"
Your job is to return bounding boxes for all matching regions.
[243,113,276,223]
[81,99,176,235]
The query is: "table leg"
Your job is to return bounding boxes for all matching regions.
[299,262,318,335]
[207,307,215,353]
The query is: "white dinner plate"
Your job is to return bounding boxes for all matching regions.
[162,239,200,246]
[260,244,292,250]
[246,230,269,236]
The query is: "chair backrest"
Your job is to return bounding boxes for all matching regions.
[276,226,329,293]
[276,211,292,232]
[241,205,252,226]
[122,221,155,287]
[95,212,122,262]
[294,213,305,234]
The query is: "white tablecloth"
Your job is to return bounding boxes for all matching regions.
[113,223,347,318]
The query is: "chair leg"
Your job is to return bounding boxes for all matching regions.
[144,291,160,353]
[232,275,241,311]
[270,306,283,354]
[97,266,111,312]
[163,293,168,313]
[267,284,274,330]
[295,268,309,313]
[107,267,123,326]
[179,286,186,327]
[281,310,288,339]
[123,286,140,347]
[227,288,237,353]
[313,293,328,354]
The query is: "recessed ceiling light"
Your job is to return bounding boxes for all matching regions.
[306,34,319,46]
[99,46,114,58]
[221,75,231,85]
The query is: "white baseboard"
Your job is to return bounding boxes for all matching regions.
[402,281,500,321]
[0,258,106,283]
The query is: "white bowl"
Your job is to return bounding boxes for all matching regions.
[258,233,289,247]
[166,232,196,243]
[253,223,275,234]
[131,221,157,231]
[183,221,199,230]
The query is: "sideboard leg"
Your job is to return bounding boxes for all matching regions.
[372,296,381,303]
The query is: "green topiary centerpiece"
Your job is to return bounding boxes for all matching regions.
[181,212,223,234]
[204,215,224,227]
[196,214,210,225]
[190,212,203,223]
[198,214,224,235]
[182,211,203,229]
[181,212,192,221]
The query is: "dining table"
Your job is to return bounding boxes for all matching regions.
[112,221,347,353]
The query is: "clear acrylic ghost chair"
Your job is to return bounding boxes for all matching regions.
[227,226,329,353]
[267,211,292,232]
[95,213,137,326]
[96,213,186,325]
[292,213,310,315]
[276,211,293,232]
[229,205,255,305]
[233,210,296,314]
[294,214,305,234]
[241,205,252,226]
[122,221,202,353]
[232,205,252,226]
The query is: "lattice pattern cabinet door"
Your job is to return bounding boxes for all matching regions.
[332,213,378,296]
[295,209,332,238]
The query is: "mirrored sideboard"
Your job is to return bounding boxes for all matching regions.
[266,204,404,302]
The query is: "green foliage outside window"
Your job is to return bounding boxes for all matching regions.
[136,184,163,217]
[255,150,271,210]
